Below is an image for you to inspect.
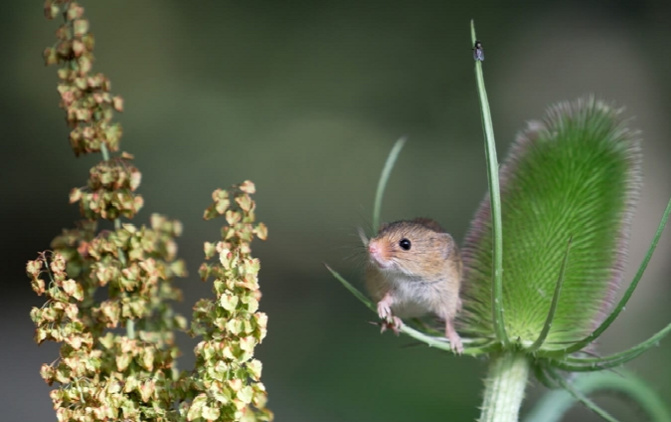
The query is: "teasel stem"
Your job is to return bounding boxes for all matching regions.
[479,352,530,422]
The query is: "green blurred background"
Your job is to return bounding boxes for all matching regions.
[2,1,671,421]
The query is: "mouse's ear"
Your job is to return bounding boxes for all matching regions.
[440,233,455,259]
[411,217,444,233]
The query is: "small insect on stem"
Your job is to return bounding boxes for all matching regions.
[473,40,485,61]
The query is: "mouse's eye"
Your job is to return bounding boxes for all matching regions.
[399,238,411,251]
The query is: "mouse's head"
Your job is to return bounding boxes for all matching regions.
[367,219,455,278]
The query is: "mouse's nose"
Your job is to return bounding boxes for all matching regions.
[368,240,392,269]
[368,240,386,264]
[368,240,379,256]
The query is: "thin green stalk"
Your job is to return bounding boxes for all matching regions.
[532,363,556,389]
[101,142,110,161]
[325,265,375,313]
[525,370,671,422]
[543,367,619,422]
[101,142,135,339]
[479,352,531,422]
[400,323,496,356]
[553,319,671,372]
[528,237,572,352]
[470,20,507,346]
[372,137,406,233]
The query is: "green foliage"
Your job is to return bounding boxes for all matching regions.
[461,98,642,351]
[332,22,671,421]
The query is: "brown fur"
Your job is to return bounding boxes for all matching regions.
[365,218,463,352]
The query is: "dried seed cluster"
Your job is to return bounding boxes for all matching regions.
[69,154,145,220]
[185,182,272,421]
[44,0,123,156]
[31,2,273,421]
[28,214,187,421]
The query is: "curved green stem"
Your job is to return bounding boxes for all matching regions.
[400,323,496,356]
[525,370,671,422]
[325,264,375,313]
[372,137,406,233]
[541,368,619,422]
[552,319,671,372]
[471,20,507,347]
[479,352,531,422]
[528,237,572,352]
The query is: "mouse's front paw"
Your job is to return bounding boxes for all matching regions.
[377,299,392,320]
[379,316,403,335]
[376,293,402,334]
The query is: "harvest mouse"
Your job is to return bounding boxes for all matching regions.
[363,218,464,353]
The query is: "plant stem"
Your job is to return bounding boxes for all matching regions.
[101,142,110,161]
[524,370,671,422]
[102,142,136,340]
[479,352,531,422]
[372,137,406,233]
[470,20,507,346]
